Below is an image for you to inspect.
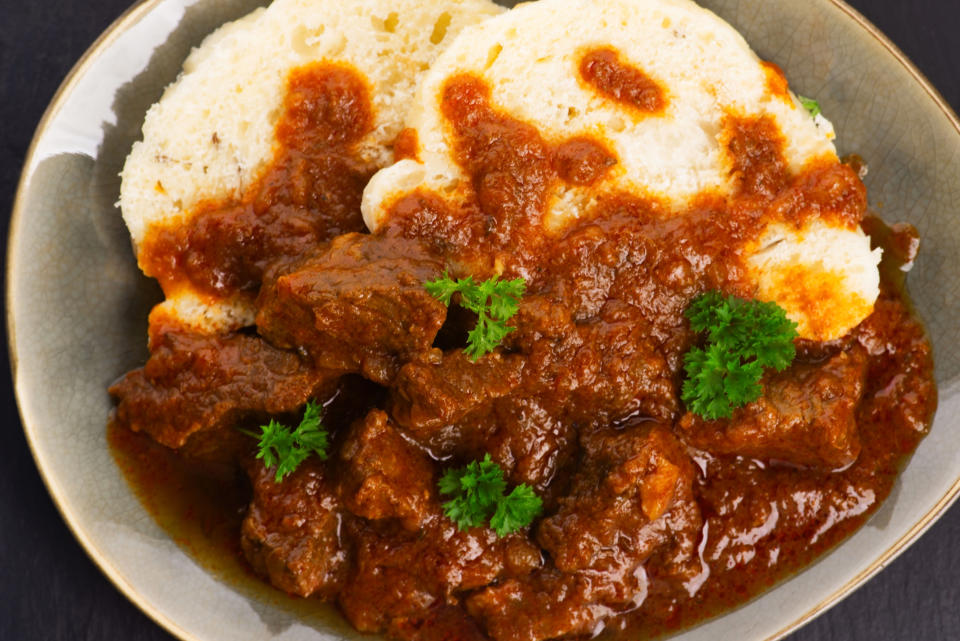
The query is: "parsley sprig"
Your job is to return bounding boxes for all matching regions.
[798,95,822,118]
[439,454,506,529]
[438,454,542,536]
[245,400,329,483]
[490,485,543,537]
[682,291,798,420]
[425,273,525,360]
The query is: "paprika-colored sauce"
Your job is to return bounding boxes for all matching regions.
[579,46,668,114]
[111,62,936,641]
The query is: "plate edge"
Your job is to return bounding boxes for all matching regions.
[5,2,960,641]
[5,3,199,640]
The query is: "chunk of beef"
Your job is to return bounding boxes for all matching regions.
[385,334,574,492]
[468,424,701,641]
[538,425,699,574]
[388,604,489,641]
[388,344,575,493]
[467,569,633,641]
[539,222,623,321]
[485,396,577,496]
[566,308,679,425]
[338,511,541,634]
[109,329,337,450]
[388,296,675,494]
[678,348,868,469]
[540,209,728,365]
[507,295,578,345]
[389,349,524,436]
[375,297,574,463]
[241,458,348,599]
[510,296,679,426]
[338,409,435,531]
[256,233,447,384]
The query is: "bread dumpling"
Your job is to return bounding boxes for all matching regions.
[120,0,504,334]
[363,0,880,341]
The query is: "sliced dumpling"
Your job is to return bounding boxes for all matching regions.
[746,221,880,341]
[120,0,504,334]
[362,0,879,341]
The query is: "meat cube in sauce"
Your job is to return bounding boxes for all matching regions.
[565,312,679,424]
[256,233,447,384]
[337,409,435,531]
[468,569,638,641]
[337,510,541,634]
[389,349,525,437]
[485,396,578,496]
[109,329,338,450]
[506,296,680,427]
[679,348,868,469]
[241,458,348,599]
[388,339,578,494]
[538,425,698,572]
[468,424,702,641]
[388,604,490,641]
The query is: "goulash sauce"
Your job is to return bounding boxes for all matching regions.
[111,52,936,641]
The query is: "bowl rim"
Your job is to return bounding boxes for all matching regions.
[7,1,960,640]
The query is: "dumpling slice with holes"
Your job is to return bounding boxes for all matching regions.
[362,0,880,342]
[120,0,503,335]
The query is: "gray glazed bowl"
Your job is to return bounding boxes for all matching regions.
[8,0,960,640]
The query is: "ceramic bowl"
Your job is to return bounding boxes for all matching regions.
[8,0,960,639]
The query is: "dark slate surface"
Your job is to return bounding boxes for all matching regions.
[1,0,958,639]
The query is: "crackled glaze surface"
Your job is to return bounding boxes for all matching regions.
[7,1,960,640]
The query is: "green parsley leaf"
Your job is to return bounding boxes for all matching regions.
[681,292,798,420]
[733,299,797,371]
[252,420,288,471]
[464,456,509,506]
[798,95,822,118]
[438,454,506,529]
[249,400,329,483]
[686,290,729,334]
[490,484,543,536]
[438,454,541,536]
[291,400,329,459]
[442,496,484,530]
[437,467,464,496]
[424,274,467,306]
[425,272,526,360]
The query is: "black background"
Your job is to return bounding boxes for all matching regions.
[1,1,959,639]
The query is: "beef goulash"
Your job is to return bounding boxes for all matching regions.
[109,0,937,640]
